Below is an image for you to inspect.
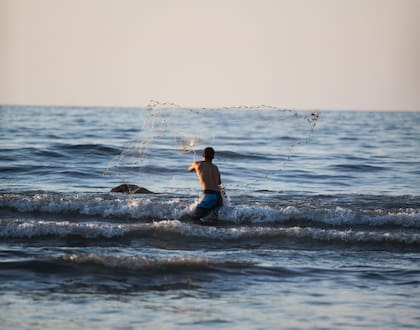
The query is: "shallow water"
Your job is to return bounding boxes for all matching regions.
[1,105,419,329]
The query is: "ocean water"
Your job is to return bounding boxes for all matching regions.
[0,104,419,329]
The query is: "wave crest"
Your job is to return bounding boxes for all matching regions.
[1,192,420,229]
[1,219,419,246]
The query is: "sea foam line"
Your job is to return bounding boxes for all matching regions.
[1,193,420,227]
[0,220,130,238]
[0,193,186,219]
[59,253,252,271]
[1,219,419,245]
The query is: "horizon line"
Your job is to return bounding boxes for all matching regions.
[1,103,419,112]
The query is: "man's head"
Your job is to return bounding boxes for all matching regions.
[202,147,215,161]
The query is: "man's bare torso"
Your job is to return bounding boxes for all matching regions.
[188,160,221,191]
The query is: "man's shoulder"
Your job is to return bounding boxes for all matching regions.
[211,163,220,172]
[198,161,219,170]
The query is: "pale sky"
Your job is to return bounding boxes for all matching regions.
[1,0,419,110]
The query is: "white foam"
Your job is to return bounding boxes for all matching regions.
[0,220,130,238]
[59,253,251,271]
[148,220,420,245]
[221,204,420,228]
[0,193,188,220]
[1,193,419,228]
[1,217,419,245]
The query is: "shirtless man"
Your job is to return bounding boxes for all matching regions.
[188,147,223,221]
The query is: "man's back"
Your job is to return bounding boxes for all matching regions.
[190,160,221,191]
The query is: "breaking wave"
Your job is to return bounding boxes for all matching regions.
[1,218,419,247]
[1,192,419,228]
[1,192,419,247]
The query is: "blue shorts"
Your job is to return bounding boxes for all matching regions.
[197,191,223,209]
[192,191,223,221]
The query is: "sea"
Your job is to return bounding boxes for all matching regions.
[0,104,419,329]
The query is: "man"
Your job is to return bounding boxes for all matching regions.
[188,147,223,221]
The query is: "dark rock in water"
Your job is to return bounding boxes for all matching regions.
[110,184,155,194]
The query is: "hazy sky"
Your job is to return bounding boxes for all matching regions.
[1,0,419,110]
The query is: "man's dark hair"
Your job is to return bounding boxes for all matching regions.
[203,147,215,160]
